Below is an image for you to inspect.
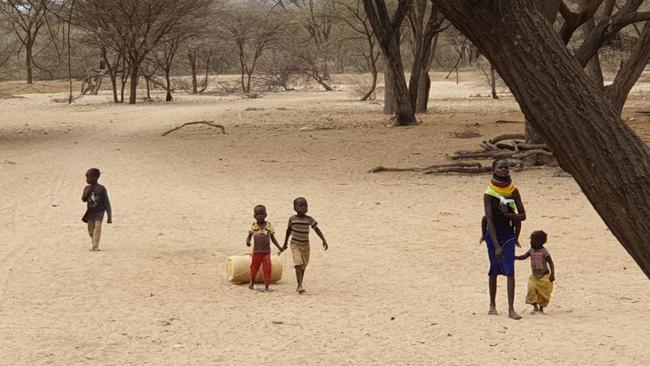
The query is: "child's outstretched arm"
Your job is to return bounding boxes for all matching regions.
[515,250,530,261]
[246,232,253,247]
[314,227,328,250]
[270,234,283,252]
[283,220,291,250]
[547,255,555,282]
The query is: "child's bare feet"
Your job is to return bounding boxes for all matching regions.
[509,310,522,320]
[248,281,254,290]
[265,287,273,293]
[297,286,305,294]
[488,305,498,315]
[530,304,539,314]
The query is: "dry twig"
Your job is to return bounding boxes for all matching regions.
[161,121,226,136]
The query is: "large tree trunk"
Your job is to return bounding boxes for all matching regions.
[522,1,559,143]
[436,0,650,278]
[383,56,396,114]
[408,0,427,112]
[411,1,442,114]
[363,0,416,125]
[415,72,431,113]
[415,33,439,112]
[384,45,414,125]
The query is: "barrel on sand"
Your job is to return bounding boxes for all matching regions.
[226,254,283,283]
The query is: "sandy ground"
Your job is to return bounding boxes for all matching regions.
[1,73,650,365]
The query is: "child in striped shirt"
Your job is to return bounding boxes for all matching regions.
[283,197,328,294]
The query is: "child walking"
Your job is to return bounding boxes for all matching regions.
[283,197,328,294]
[246,205,283,292]
[516,231,555,314]
[81,168,112,251]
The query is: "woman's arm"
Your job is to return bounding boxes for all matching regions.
[484,195,502,259]
[501,190,526,222]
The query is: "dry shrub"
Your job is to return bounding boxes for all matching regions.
[348,76,378,100]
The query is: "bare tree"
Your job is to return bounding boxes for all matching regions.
[363,0,446,121]
[522,0,650,143]
[407,0,445,112]
[257,48,301,91]
[184,36,218,94]
[0,0,61,83]
[339,0,381,100]
[221,6,280,93]
[0,26,19,69]
[362,0,415,125]
[275,0,339,81]
[152,35,182,102]
[435,0,650,278]
[101,46,125,103]
[73,0,214,104]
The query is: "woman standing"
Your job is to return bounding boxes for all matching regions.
[483,159,526,320]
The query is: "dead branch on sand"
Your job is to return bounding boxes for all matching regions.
[369,133,558,175]
[161,121,226,136]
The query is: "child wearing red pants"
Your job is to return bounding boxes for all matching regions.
[246,205,283,292]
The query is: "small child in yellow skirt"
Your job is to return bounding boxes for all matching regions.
[516,231,555,314]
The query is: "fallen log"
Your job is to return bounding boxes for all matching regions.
[495,120,524,124]
[488,134,525,144]
[424,166,492,174]
[450,150,514,160]
[368,162,481,173]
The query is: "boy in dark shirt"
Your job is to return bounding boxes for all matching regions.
[82,168,112,251]
[246,205,283,292]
